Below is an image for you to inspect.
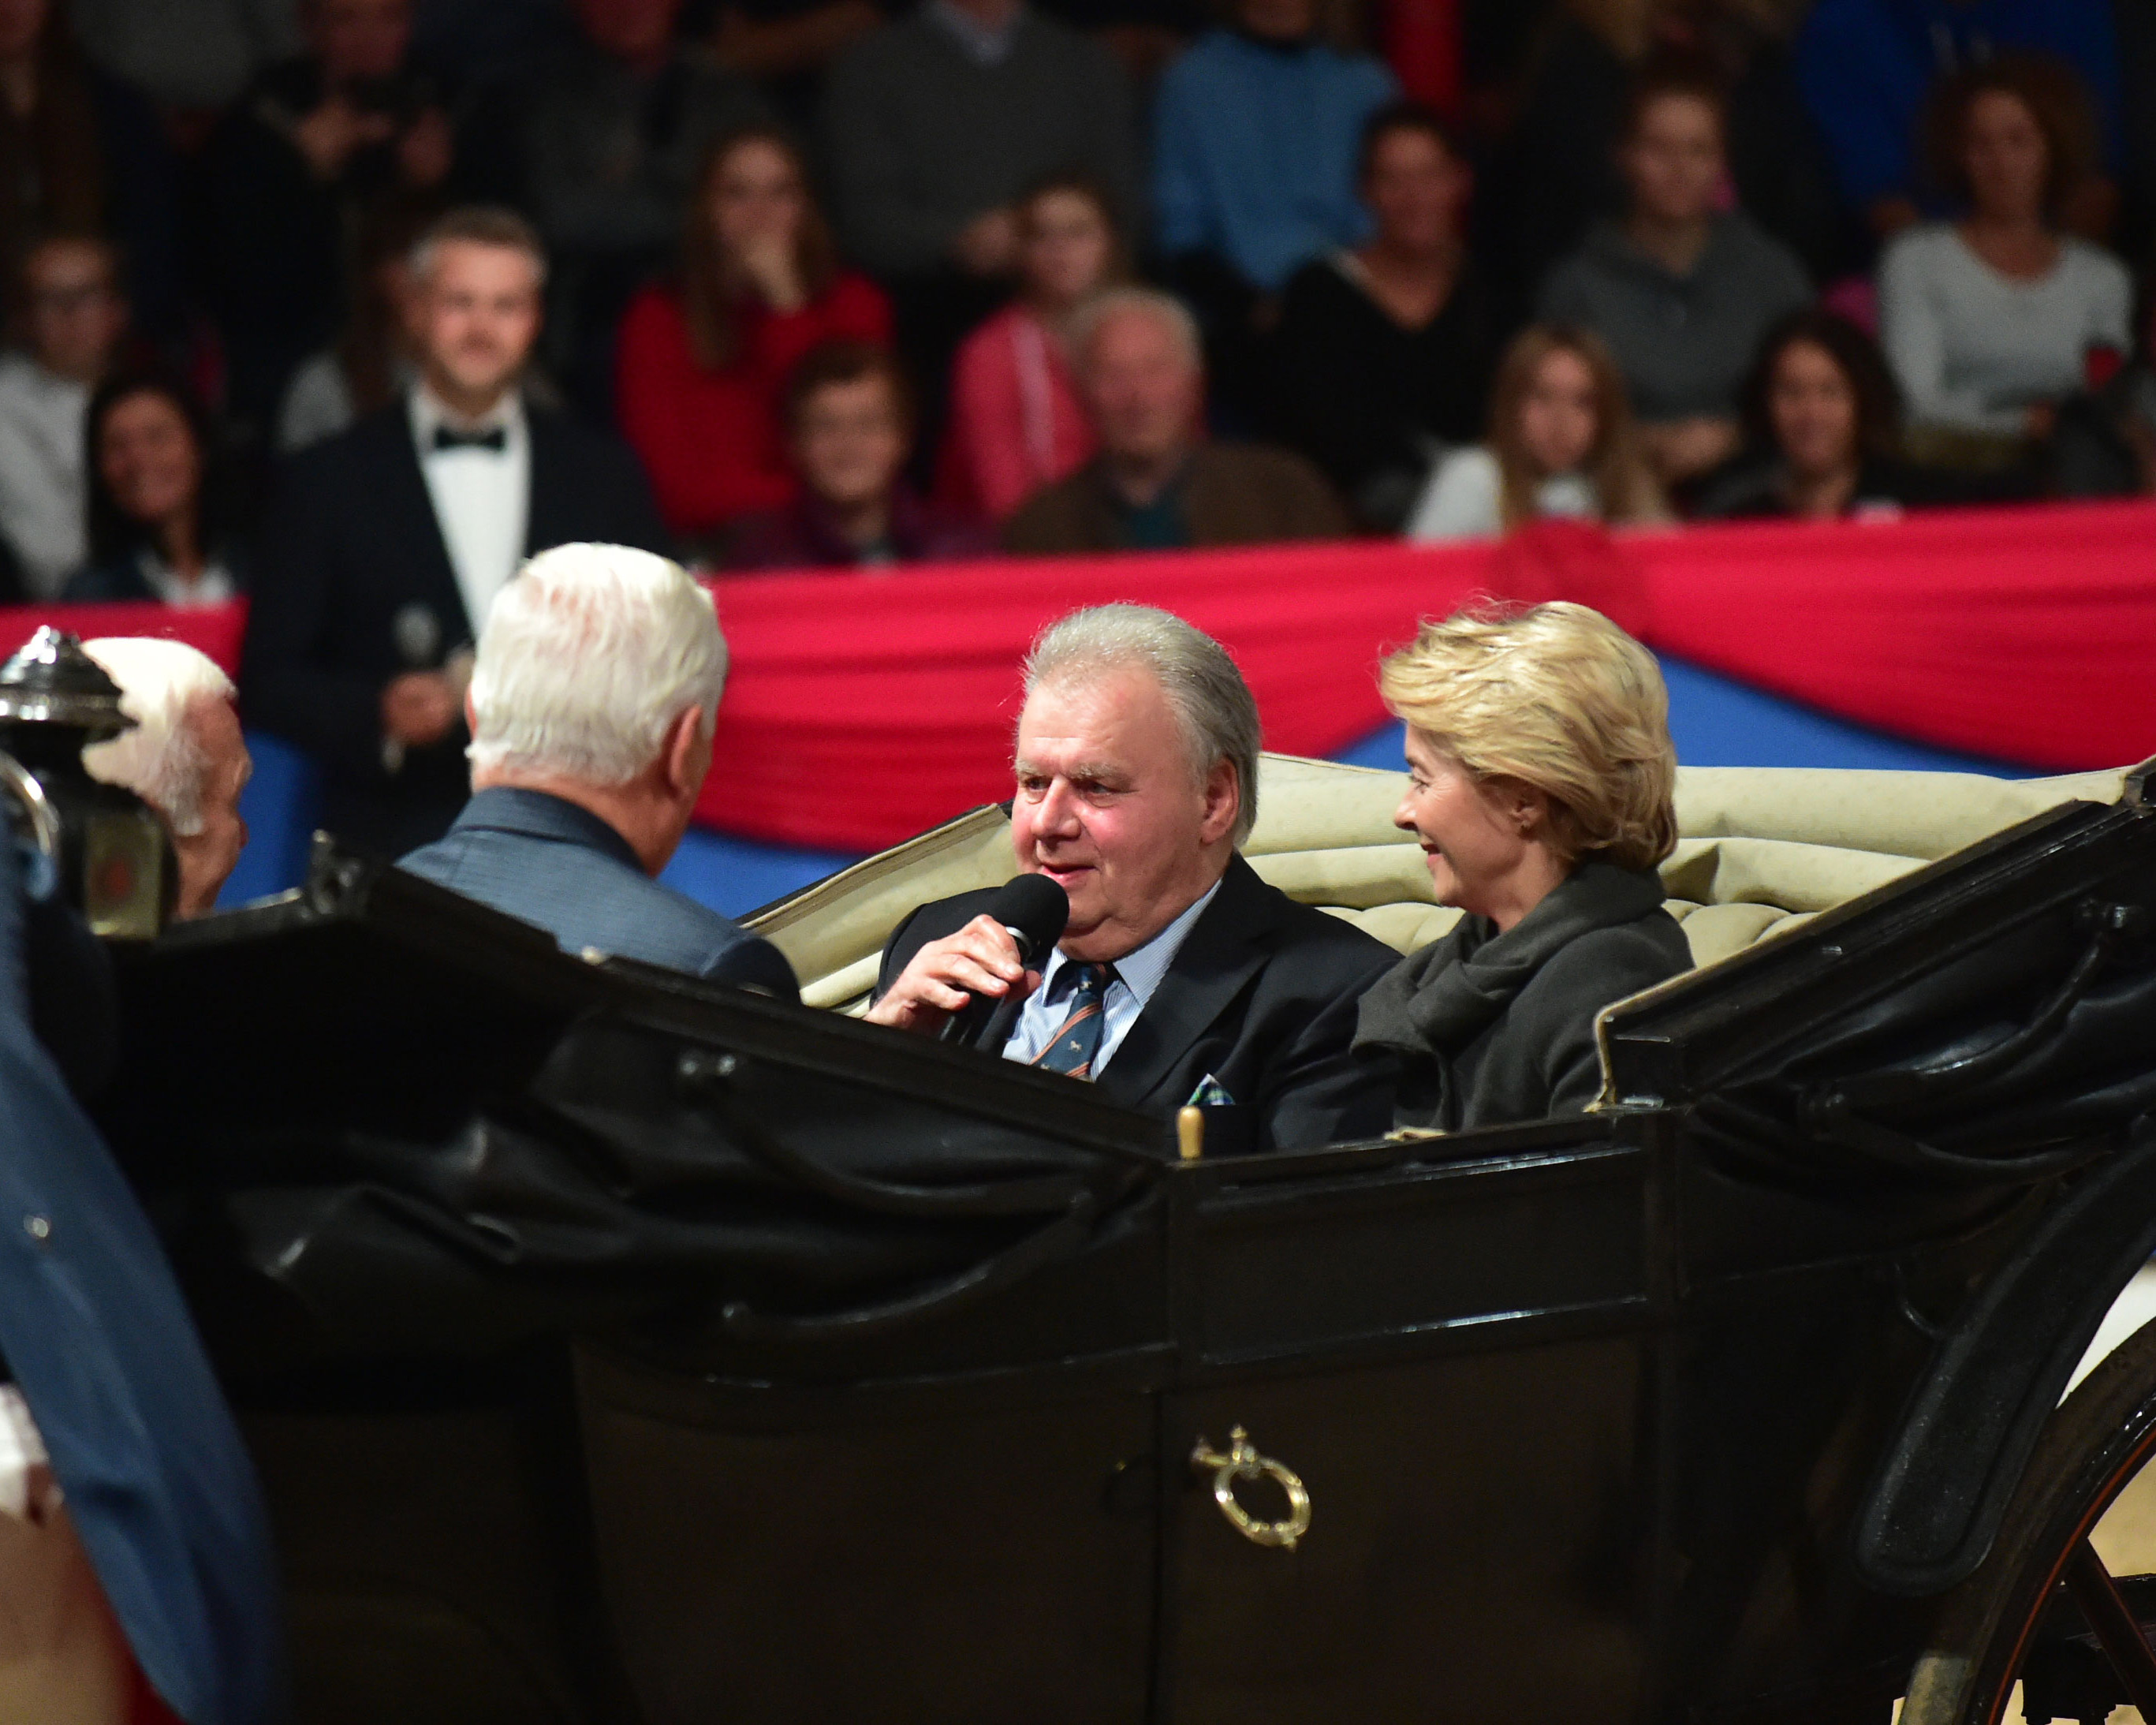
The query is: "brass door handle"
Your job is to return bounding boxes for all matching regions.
[1189,1425,1311,1551]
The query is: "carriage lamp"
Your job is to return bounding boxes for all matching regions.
[0,627,170,940]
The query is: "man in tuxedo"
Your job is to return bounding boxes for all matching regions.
[398,542,799,996]
[242,204,670,857]
[873,603,1396,1151]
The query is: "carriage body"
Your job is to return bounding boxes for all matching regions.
[97,757,2156,1723]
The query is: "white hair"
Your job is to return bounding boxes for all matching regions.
[1067,287,1203,379]
[468,543,729,786]
[79,638,237,836]
[1023,604,1261,844]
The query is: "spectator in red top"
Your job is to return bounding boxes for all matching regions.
[936,173,1122,523]
[729,341,990,569]
[615,125,891,554]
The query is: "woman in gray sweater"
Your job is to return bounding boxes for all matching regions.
[1878,58,2130,451]
[1352,602,1690,1133]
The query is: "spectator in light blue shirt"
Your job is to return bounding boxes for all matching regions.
[1795,0,2122,243]
[1153,0,1396,293]
[1151,0,1393,419]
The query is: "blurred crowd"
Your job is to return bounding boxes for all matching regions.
[0,0,2154,606]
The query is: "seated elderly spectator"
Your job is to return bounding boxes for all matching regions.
[1539,62,1812,488]
[63,375,246,607]
[729,342,988,569]
[1408,324,1664,541]
[399,543,799,995]
[1695,308,1970,519]
[1878,58,2131,463]
[80,638,252,919]
[0,0,181,344]
[872,602,1395,1151]
[1352,601,1689,1132]
[276,195,430,453]
[1796,0,2121,245]
[1004,288,1348,553]
[203,0,457,430]
[1272,102,1498,530]
[509,0,770,414]
[1152,0,1395,378]
[616,125,890,550]
[0,236,129,598]
[820,0,1136,439]
[937,173,1121,524]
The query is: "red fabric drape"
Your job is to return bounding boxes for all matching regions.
[697,503,2156,849]
[0,503,2149,854]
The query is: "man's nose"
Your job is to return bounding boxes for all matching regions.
[1035,781,1084,834]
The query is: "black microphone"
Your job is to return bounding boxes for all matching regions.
[938,873,1069,1047]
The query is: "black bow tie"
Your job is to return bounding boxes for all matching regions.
[431,424,508,454]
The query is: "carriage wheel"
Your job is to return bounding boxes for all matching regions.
[1904,1313,2156,1724]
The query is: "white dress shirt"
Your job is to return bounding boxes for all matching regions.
[1002,878,1222,1077]
[1405,446,1598,543]
[0,357,90,598]
[409,386,531,636]
[132,550,239,608]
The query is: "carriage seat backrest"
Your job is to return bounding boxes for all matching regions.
[750,756,2128,1012]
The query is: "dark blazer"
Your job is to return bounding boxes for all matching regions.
[878,853,1397,1152]
[1354,862,1691,1134]
[398,786,799,998]
[1001,443,1352,556]
[0,842,284,1725]
[241,398,670,858]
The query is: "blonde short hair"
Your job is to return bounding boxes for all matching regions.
[1378,601,1677,871]
[469,543,727,786]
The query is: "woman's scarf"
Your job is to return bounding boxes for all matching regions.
[1353,861,1669,1072]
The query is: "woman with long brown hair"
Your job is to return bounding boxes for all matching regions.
[1878,57,2129,459]
[1406,324,1664,540]
[615,125,891,548]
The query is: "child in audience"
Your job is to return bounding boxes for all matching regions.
[1407,324,1664,540]
[1695,309,1968,519]
[1878,58,2131,465]
[64,374,245,607]
[937,174,1122,524]
[728,342,989,569]
[616,125,891,554]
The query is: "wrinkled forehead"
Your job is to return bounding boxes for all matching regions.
[1014,663,1176,772]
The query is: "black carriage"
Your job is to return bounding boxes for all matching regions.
[95,755,2156,1724]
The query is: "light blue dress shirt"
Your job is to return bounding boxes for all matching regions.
[1002,879,1222,1074]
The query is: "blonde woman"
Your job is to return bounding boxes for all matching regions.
[1352,602,1688,1131]
[1405,324,1665,541]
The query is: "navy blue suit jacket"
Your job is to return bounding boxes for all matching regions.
[0,841,284,1725]
[241,401,670,858]
[398,787,800,998]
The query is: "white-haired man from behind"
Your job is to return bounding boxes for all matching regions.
[397,543,798,998]
[81,638,252,920]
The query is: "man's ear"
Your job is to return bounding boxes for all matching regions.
[662,706,710,801]
[1199,759,1240,846]
[464,689,478,734]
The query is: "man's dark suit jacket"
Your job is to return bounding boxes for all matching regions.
[399,787,800,999]
[878,853,1397,1151]
[241,399,670,858]
[0,840,284,1725]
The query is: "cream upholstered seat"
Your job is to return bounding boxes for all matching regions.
[746,755,2130,1014]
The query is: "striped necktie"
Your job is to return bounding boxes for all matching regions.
[1032,962,1113,1079]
